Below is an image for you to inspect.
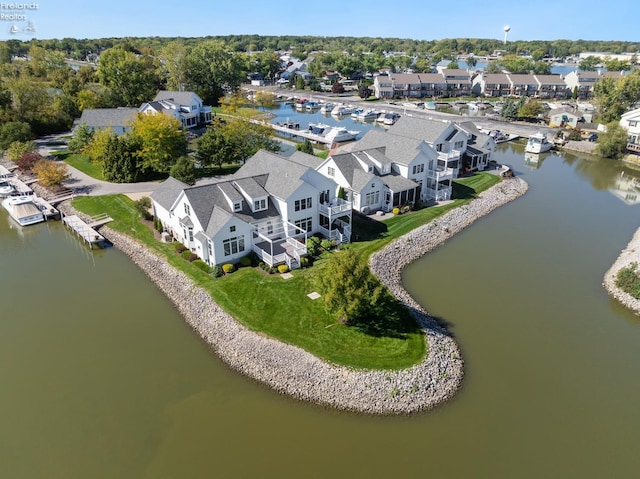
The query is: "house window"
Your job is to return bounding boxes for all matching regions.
[254,198,267,211]
[294,197,312,211]
[365,191,380,206]
[327,166,335,177]
[454,140,464,149]
[630,121,637,127]
[230,225,236,232]
[233,201,242,212]
[412,164,424,175]
[188,228,194,242]
[208,241,213,256]
[223,236,245,256]
[428,159,434,170]
[184,203,190,215]
[294,217,312,232]
[319,189,330,204]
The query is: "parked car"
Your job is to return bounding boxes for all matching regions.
[587,133,598,142]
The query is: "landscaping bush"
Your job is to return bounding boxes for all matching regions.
[188,253,198,262]
[239,255,252,267]
[300,256,312,268]
[213,265,224,278]
[193,259,212,274]
[181,249,192,260]
[277,264,289,274]
[615,262,640,298]
[392,207,400,215]
[134,196,153,221]
[320,238,333,251]
[175,243,188,253]
[222,263,236,274]
[306,236,322,256]
[401,205,411,214]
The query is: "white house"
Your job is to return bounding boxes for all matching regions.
[151,150,351,269]
[620,108,640,155]
[139,91,212,129]
[319,116,485,207]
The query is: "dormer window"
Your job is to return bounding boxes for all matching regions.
[368,165,374,172]
[254,198,267,211]
[233,201,242,212]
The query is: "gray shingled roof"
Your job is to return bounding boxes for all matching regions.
[233,177,268,199]
[235,149,308,200]
[154,90,202,106]
[77,108,138,128]
[382,173,418,192]
[217,182,243,202]
[150,176,189,211]
[388,116,453,144]
[289,151,322,169]
[356,129,423,166]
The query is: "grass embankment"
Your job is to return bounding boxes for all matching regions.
[72,172,499,369]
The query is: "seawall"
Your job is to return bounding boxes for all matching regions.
[58,175,528,414]
[603,227,640,314]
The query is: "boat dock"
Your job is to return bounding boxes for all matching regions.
[62,213,112,248]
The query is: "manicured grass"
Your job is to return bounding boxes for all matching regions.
[53,151,104,180]
[72,172,499,370]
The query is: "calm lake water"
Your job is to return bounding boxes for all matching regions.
[2,133,640,477]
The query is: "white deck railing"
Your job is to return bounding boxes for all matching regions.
[318,198,352,217]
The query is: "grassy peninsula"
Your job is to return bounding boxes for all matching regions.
[72,172,499,370]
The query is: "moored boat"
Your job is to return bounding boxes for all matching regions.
[2,194,45,226]
[307,123,360,143]
[0,178,14,197]
[525,132,553,154]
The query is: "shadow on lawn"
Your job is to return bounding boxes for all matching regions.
[451,181,477,200]
[351,212,389,242]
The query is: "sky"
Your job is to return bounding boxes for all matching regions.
[1,0,638,43]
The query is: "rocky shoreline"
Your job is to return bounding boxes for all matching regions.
[57,175,528,415]
[603,227,640,314]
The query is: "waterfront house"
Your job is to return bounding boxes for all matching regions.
[620,108,640,155]
[535,74,571,99]
[548,108,582,129]
[506,74,539,97]
[151,150,352,269]
[319,116,477,205]
[472,73,511,97]
[139,91,212,129]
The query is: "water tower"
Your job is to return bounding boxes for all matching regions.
[503,25,511,45]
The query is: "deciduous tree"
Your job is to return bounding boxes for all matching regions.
[128,113,187,173]
[0,121,33,151]
[169,155,196,185]
[32,158,70,187]
[595,122,629,159]
[68,124,94,154]
[96,47,160,106]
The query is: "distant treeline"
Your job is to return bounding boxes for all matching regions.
[2,35,639,61]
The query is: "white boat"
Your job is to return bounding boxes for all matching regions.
[2,195,45,226]
[305,101,320,111]
[350,108,363,118]
[320,102,334,114]
[356,109,378,121]
[376,112,400,125]
[0,178,14,197]
[331,105,353,116]
[525,132,553,154]
[308,123,360,143]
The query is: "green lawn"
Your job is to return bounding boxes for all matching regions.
[53,151,104,180]
[72,172,500,370]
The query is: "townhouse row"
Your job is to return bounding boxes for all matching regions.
[374,69,625,100]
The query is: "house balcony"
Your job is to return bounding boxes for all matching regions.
[426,166,456,181]
[319,198,352,218]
